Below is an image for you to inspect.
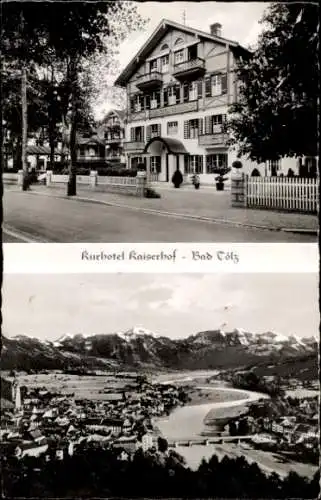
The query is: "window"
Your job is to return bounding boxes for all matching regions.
[204,73,228,97]
[168,86,177,105]
[131,156,146,170]
[184,119,201,139]
[161,55,169,73]
[161,43,169,51]
[130,126,144,142]
[167,121,178,135]
[189,82,197,101]
[132,94,144,112]
[150,59,158,73]
[174,37,184,46]
[206,154,228,174]
[150,91,160,109]
[150,124,159,138]
[211,74,222,96]
[174,49,184,65]
[184,155,204,174]
[150,156,161,173]
[212,114,226,133]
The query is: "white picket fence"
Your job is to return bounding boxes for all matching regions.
[98,176,136,186]
[246,177,318,213]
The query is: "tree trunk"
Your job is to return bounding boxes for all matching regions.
[49,67,55,170]
[67,60,78,196]
[21,65,28,190]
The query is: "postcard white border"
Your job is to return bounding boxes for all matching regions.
[3,243,318,273]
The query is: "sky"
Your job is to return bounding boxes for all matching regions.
[2,273,318,341]
[96,1,269,116]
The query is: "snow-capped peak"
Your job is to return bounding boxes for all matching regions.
[117,326,157,341]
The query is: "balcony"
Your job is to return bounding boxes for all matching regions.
[123,141,145,153]
[136,71,163,91]
[198,133,228,147]
[173,58,205,81]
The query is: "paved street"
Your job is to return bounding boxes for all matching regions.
[3,187,316,243]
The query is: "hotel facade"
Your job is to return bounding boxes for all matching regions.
[115,19,301,184]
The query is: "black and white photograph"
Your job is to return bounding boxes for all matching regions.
[2,1,318,243]
[1,273,320,498]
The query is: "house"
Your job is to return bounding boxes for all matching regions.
[97,109,127,166]
[76,134,106,164]
[15,439,48,459]
[141,432,158,452]
[115,18,302,183]
[113,435,139,453]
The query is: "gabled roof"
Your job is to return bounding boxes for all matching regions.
[100,109,126,124]
[115,18,251,87]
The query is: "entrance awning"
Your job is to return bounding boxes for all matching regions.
[143,136,188,155]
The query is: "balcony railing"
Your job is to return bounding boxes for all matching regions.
[105,137,123,144]
[123,141,145,152]
[136,71,163,90]
[173,58,205,80]
[198,133,228,147]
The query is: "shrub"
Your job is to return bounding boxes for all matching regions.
[232,160,243,169]
[171,169,183,188]
[144,187,161,198]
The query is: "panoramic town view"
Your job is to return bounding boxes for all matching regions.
[1,273,319,498]
[2,1,318,243]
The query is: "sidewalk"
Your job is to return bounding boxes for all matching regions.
[24,184,318,233]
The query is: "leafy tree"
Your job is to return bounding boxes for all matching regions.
[1,1,147,194]
[227,3,318,163]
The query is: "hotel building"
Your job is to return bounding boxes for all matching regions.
[115,19,310,183]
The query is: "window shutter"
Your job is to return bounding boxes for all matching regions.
[221,73,228,94]
[141,126,144,142]
[204,115,211,134]
[130,128,135,141]
[175,84,181,102]
[146,125,151,143]
[205,77,211,97]
[163,88,168,107]
[145,95,151,110]
[184,121,189,139]
[156,91,161,108]
[199,156,203,174]
[197,80,203,99]
[158,124,161,136]
[183,83,189,102]
[198,118,203,136]
[139,95,144,109]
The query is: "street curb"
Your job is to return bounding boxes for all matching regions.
[26,189,318,235]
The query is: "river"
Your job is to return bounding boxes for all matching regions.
[153,372,318,479]
[156,386,268,440]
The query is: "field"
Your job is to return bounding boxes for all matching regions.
[15,372,139,400]
[186,386,249,406]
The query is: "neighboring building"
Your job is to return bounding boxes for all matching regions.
[97,110,126,166]
[141,432,158,452]
[15,439,48,459]
[1,377,22,412]
[115,18,313,183]
[76,134,106,163]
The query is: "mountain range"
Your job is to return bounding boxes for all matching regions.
[1,327,318,373]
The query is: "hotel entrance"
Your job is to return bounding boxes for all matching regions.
[143,137,188,183]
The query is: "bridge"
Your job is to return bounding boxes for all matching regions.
[167,435,256,448]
